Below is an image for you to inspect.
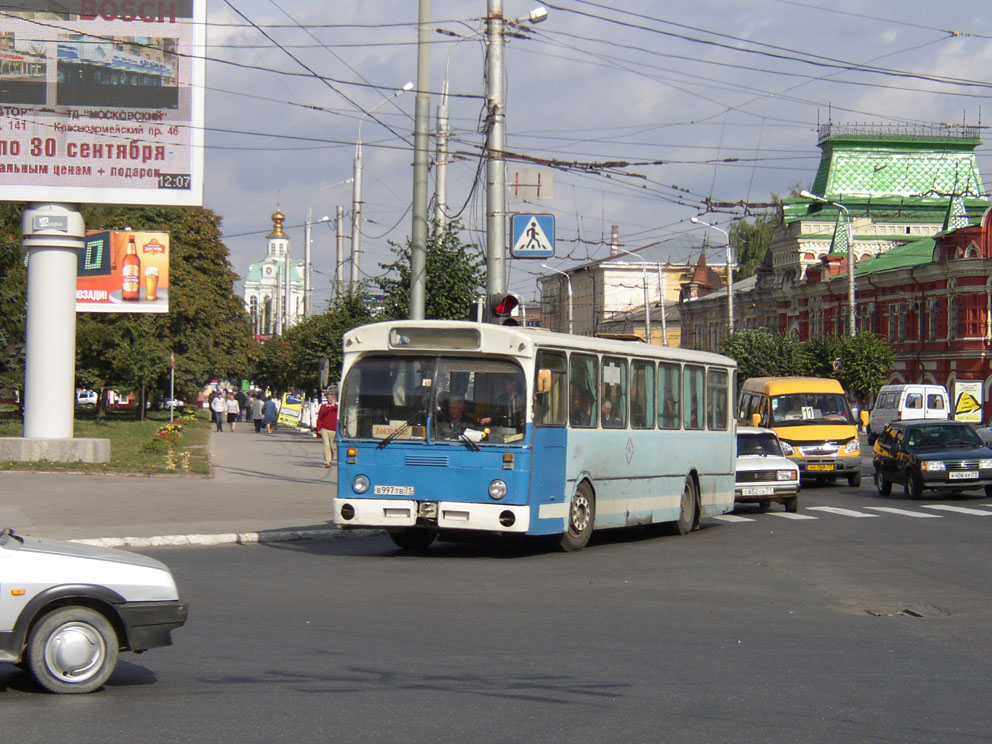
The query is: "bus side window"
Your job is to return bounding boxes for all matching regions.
[658,362,681,429]
[569,353,598,428]
[684,365,705,430]
[601,356,627,428]
[535,350,567,426]
[707,369,728,430]
[631,360,654,429]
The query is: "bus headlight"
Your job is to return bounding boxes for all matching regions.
[352,475,370,493]
[844,439,860,454]
[780,441,795,456]
[489,479,507,500]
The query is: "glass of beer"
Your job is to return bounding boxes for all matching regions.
[144,266,159,301]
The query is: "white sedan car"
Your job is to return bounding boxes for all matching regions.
[0,527,187,693]
[735,426,801,512]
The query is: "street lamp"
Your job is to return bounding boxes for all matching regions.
[800,190,856,336]
[612,245,652,343]
[690,216,734,336]
[353,81,413,286]
[541,264,573,334]
[305,178,352,316]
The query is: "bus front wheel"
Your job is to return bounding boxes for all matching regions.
[559,482,595,552]
[388,528,436,551]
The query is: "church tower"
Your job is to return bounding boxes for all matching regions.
[244,205,305,337]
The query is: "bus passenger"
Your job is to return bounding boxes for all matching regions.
[571,390,594,427]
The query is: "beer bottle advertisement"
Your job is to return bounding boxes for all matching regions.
[75,231,171,313]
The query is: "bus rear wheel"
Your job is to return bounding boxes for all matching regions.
[669,477,698,535]
[388,528,436,551]
[558,482,595,552]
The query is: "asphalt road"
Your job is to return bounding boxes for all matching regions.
[3,482,991,744]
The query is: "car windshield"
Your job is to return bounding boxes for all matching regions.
[737,432,784,457]
[904,424,982,450]
[339,355,526,445]
[770,393,854,427]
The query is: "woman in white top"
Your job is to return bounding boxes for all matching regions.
[226,393,241,432]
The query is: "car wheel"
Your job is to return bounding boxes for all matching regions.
[26,606,119,694]
[783,496,798,513]
[874,467,892,496]
[558,481,595,551]
[387,528,436,551]
[904,473,924,500]
[667,477,698,536]
[847,470,862,488]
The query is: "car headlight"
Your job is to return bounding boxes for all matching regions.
[777,469,798,481]
[921,461,945,472]
[981,459,992,469]
[352,475,370,493]
[488,479,507,500]
[844,439,860,454]
[780,441,795,456]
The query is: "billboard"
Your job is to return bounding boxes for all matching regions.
[0,1,205,206]
[76,229,169,312]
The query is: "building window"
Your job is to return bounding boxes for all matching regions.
[928,298,939,341]
[948,296,958,340]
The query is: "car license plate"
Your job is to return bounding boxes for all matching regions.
[373,485,415,496]
[741,487,774,496]
[807,463,833,472]
[948,471,979,480]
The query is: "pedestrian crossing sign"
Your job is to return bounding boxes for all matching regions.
[511,213,555,258]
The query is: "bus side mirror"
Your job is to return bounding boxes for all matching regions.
[751,413,761,428]
[536,369,552,394]
[860,410,869,427]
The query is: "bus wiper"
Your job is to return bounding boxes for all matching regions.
[377,411,423,449]
[458,431,480,452]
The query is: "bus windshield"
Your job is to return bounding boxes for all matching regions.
[769,393,854,427]
[340,355,526,445]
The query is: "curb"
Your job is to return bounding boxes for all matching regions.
[72,527,380,549]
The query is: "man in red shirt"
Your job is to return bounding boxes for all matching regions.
[316,388,338,468]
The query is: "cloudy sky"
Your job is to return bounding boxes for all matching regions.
[202,0,992,306]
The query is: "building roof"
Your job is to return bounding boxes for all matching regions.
[245,258,304,284]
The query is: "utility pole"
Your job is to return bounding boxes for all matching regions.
[410,0,430,320]
[485,0,507,315]
[335,205,345,295]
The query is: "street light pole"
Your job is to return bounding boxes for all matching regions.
[410,0,431,320]
[801,190,856,336]
[690,216,734,337]
[541,264,573,334]
[306,179,352,315]
[352,82,413,287]
[613,246,652,343]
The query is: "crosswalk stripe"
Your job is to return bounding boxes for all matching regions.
[767,512,818,520]
[713,514,755,523]
[920,504,992,516]
[864,506,942,518]
[806,506,878,518]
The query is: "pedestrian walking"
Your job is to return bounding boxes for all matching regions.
[251,392,265,433]
[209,390,225,432]
[316,389,338,467]
[234,389,247,422]
[262,395,278,434]
[226,392,240,432]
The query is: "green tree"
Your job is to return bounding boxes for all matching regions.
[0,203,26,398]
[720,329,801,383]
[376,220,485,320]
[109,315,169,419]
[834,333,894,408]
[795,335,841,378]
[730,212,777,280]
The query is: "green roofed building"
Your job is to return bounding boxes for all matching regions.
[243,206,304,338]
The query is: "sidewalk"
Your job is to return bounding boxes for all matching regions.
[0,422,348,547]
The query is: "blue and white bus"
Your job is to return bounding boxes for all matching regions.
[334,320,737,551]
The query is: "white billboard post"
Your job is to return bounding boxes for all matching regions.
[0,1,205,463]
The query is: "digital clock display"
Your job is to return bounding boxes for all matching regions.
[158,173,192,190]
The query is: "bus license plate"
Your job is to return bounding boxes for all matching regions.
[374,485,415,496]
[742,487,773,496]
[948,471,979,480]
[807,463,833,472]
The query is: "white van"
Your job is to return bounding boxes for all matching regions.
[868,384,950,443]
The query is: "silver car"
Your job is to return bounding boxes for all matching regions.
[0,527,187,693]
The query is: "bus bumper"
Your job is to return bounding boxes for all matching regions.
[333,497,530,533]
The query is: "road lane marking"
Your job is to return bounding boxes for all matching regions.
[864,507,942,518]
[806,506,878,518]
[713,514,755,523]
[920,504,992,516]
[766,512,817,520]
